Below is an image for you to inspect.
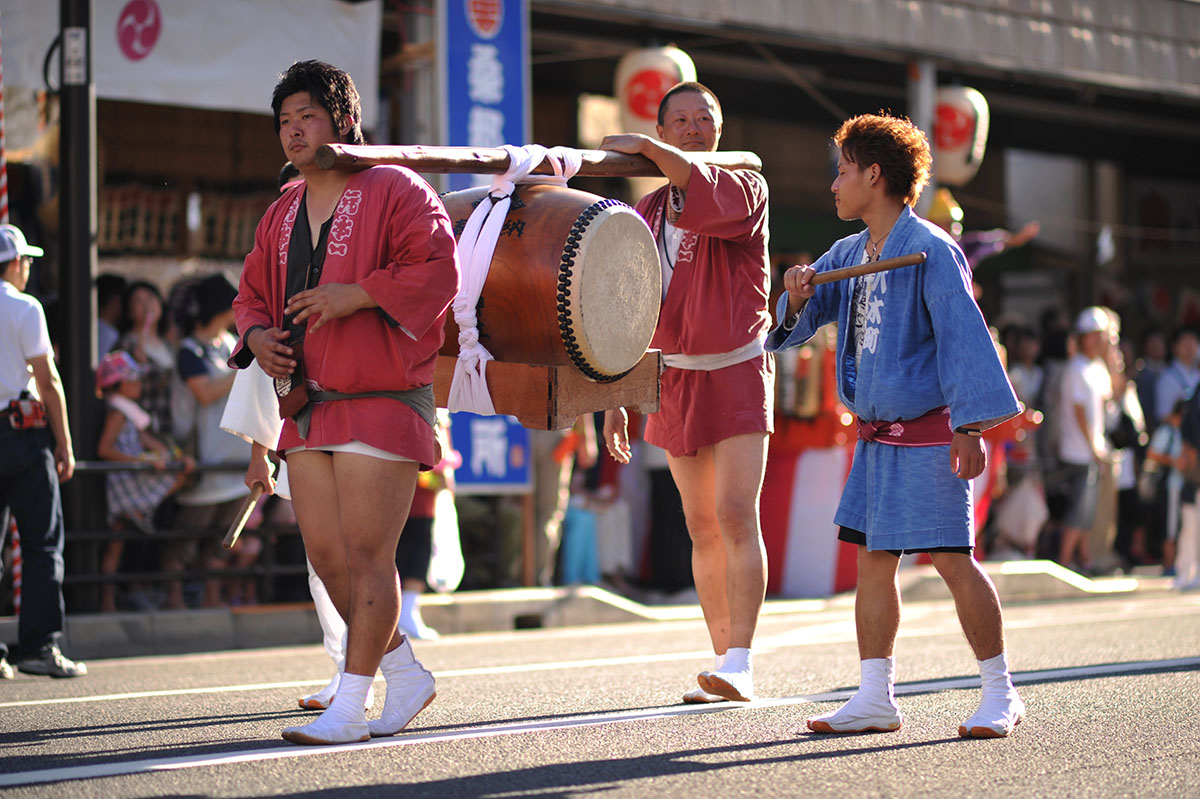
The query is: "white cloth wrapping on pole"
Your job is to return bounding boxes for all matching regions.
[219,361,290,499]
[447,145,582,415]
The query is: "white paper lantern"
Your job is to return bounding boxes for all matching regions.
[933,86,990,187]
[614,46,698,138]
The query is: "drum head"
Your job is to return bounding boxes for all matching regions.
[559,200,661,380]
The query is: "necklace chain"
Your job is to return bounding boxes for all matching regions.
[867,222,895,262]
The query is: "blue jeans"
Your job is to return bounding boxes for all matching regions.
[0,425,66,659]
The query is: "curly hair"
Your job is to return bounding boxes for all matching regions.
[271,60,364,146]
[833,113,932,207]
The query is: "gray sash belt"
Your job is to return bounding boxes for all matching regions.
[295,384,436,439]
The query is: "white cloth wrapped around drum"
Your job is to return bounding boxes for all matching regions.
[440,184,661,381]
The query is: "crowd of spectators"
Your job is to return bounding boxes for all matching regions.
[988,308,1199,590]
[85,271,266,611]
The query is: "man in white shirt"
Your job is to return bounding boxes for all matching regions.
[0,223,86,679]
[1057,307,1114,573]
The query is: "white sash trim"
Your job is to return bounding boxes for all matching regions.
[661,336,766,371]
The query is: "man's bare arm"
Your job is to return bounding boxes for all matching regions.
[28,354,74,482]
[599,134,694,190]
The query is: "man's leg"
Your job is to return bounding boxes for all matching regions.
[327,453,436,739]
[808,546,903,733]
[672,433,769,701]
[930,552,1024,737]
[10,441,84,677]
[664,447,729,703]
[283,451,413,744]
[289,451,351,619]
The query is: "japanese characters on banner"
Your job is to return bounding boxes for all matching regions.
[613,46,697,138]
[932,86,989,187]
[448,412,531,495]
[0,1,382,130]
[438,0,529,191]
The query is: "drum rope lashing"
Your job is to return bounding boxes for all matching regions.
[447,144,583,415]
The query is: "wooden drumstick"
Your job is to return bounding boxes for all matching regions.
[810,252,927,285]
[221,483,265,550]
[315,143,762,177]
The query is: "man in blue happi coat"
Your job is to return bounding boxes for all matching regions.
[767,113,1023,738]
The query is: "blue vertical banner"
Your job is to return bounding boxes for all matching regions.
[438,0,530,191]
[448,412,531,495]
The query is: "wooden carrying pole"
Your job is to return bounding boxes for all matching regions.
[810,252,926,285]
[221,483,264,550]
[316,143,762,177]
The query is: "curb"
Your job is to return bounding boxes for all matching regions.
[0,560,1171,661]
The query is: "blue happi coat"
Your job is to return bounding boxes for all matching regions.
[766,206,1019,550]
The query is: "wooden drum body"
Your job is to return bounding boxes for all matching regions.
[440,184,661,382]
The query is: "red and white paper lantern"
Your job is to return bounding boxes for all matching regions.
[614,46,697,138]
[933,86,989,187]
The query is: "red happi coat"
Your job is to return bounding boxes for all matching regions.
[231,166,460,466]
[634,162,772,355]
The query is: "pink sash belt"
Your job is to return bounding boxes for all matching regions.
[856,405,953,447]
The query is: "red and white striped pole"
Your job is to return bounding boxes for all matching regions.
[9,519,19,617]
[0,12,10,224]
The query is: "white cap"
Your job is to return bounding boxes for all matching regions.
[1075,306,1109,335]
[0,224,44,263]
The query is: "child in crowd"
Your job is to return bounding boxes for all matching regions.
[94,351,194,611]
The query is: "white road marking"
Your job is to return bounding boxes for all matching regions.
[3,600,1197,711]
[1,656,1196,789]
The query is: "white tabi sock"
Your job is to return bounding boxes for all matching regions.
[683,654,728,704]
[399,592,417,630]
[282,672,372,745]
[699,647,754,702]
[719,647,751,676]
[807,657,902,734]
[960,652,1024,738]
[367,636,437,737]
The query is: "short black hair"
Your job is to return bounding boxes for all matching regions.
[278,162,302,190]
[96,273,127,307]
[1169,325,1199,350]
[656,81,722,127]
[271,60,363,146]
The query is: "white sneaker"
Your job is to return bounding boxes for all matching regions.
[367,638,437,737]
[959,692,1025,738]
[697,669,754,702]
[682,686,728,704]
[299,673,375,711]
[282,715,369,746]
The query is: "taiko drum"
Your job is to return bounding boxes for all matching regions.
[440,184,661,382]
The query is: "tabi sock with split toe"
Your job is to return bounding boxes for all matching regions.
[299,671,340,709]
[684,654,728,703]
[808,657,902,733]
[699,648,754,701]
[282,673,372,745]
[960,652,1024,737]
[368,637,437,737]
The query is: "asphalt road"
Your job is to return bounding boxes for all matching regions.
[2,590,1198,798]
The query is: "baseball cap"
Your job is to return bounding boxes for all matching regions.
[0,224,45,263]
[1075,307,1110,335]
[95,351,144,391]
